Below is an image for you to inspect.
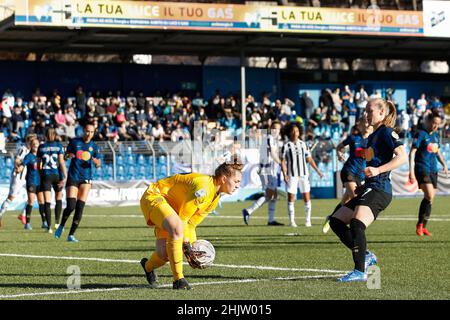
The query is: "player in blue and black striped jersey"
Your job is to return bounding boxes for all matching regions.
[19,137,45,230]
[322,118,373,234]
[329,98,407,282]
[409,109,448,236]
[55,123,101,242]
[37,128,67,234]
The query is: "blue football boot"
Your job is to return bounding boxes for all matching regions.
[67,235,79,243]
[337,269,367,282]
[54,225,64,239]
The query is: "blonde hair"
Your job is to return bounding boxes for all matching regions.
[369,98,397,128]
[214,155,243,178]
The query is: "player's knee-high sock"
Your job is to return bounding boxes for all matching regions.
[350,218,367,272]
[60,198,77,227]
[166,237,184,281]
[69,200,85,236]
[288,201,295,223]
[145,252,167,272]
[423,200,432,228]
[38,204,45,223]
[330,217,353,249]
[44,202,51,228]
[246,196,266,215]
[268,200,276,223]
[419,198,432,227]
[0,198,11,213]
[55,200,62,225]
[25,204,33,224]
[305,201,312,224]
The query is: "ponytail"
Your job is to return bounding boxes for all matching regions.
[383,100,397,128]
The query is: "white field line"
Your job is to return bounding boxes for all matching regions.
[0,253,345,273]
[0,274,343,299]
[82,214,450,221]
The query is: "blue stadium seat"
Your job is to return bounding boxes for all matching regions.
[137,154,145,165]
[126,154,135,166]
[116,155,124,166]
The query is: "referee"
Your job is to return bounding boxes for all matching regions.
[281,123,323,227]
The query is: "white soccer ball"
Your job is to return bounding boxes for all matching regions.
[191,239,215,268]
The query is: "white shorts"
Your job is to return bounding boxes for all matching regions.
[8,173,26,197]
[259,173,278,191]
[286,176,311,194]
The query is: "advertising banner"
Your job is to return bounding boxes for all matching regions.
[423,0,450,38]
[14,0,423,36]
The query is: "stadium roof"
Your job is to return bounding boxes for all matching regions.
[1,14,450,61]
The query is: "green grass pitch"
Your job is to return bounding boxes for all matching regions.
[0,197,449,300]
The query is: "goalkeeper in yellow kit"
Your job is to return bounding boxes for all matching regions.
[140,159,243,290]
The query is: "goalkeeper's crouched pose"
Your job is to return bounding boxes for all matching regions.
[139,158,243,290]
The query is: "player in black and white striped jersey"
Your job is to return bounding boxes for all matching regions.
[281,123,324,227]
[0,134,37,227]
[242,121,284,226]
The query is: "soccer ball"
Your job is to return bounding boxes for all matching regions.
[191,239,215,269]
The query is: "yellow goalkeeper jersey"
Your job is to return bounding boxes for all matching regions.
[144,173,220,239]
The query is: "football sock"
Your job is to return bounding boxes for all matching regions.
[419,198,432,228]
[247,196,266,215]
[350,218,367,272]
[55,200,62,225]
[288,201,295,222]
[69,200,85,236]
[166,237,184,281]
[44,202,51,228]
[268,200,276,223]
[60,198,77,227]
[329,217,353,249]
[25,204,32,224]
[1,198,11,212]
[38,203,45,223]
[305,200,312,223]
[145,252,167,272]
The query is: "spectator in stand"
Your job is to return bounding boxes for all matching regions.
[309,108,324,129]
[431,96,443,110]
[152,123,165,142]
[300,91,315,120]
[118,121,133,141]
[319,89,333,115]
[54,108,67,126]
[331,88,343,114]
[416,93,428,115]
[398,109,411,139]
[75,86,86,118]
[370,89,382,99]
[355,84,369,118]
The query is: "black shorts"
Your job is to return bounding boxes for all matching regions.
[415,171,438,189]
[344,187,392,220]
[340,168,363,186]
[26,184,40,194]
[40,174,63,192]
[66,178,92,188]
